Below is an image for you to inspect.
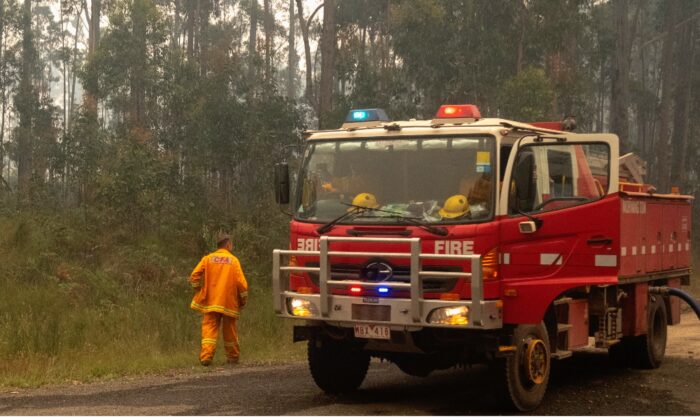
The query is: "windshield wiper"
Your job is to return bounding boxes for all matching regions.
[316,206,370,234]
[340,203,448,237]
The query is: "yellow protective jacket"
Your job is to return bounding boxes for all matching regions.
[189,248,248,318]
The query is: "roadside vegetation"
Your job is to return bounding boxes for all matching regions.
[0,208,304,388]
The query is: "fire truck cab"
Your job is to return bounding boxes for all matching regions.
[272,105,692,411]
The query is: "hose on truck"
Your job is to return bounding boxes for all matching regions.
[649,287,700,321]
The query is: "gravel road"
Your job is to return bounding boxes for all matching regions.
[1,313,699,416]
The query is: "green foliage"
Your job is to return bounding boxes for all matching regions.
[498,67,556,121]
[0,211,303,387]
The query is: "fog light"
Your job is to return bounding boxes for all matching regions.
[428,306,469,325]
[287,297,318,317]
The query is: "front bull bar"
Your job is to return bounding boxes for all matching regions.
[272,236,502,329]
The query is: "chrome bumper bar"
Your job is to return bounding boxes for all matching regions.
[272,236,502,330]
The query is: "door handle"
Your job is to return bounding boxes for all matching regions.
[587,237,613,246]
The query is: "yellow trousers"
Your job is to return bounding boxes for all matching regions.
[200,312,239,362]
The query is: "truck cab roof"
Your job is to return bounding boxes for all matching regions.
[304,117,570,142]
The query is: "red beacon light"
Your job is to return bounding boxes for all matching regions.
[433,104,481,124]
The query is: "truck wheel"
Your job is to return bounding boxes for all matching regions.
[630,296,667,369]
[494,323,551,412]
[308,337,370,394]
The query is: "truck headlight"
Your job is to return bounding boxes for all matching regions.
[428,306,469,325]
[286,297,318,317]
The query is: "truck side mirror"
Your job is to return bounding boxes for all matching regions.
[274,163,290,205]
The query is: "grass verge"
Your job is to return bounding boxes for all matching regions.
[0,211,304,388]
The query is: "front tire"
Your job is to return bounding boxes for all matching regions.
[494,323,551,412]
[308,337,370,394]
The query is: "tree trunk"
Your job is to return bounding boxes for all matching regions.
[654,0,680,192]
[130,0,147,130]
[610,0,631,152]
[248,0,258,83]
[60,1,67,138]
[0,0,5,186]
[83,0,101,117]
[286,0,296,98]
[17,0,35,205]
[671,9,695,188]
[318,0,336,129]
[296,0,315,108]
[516,0,527,75]
[263,0,273,81]
[186,0,195,61]
[68,5,82,130]
[199,0,210,76]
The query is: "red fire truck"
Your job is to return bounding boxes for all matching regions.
[272,105,694,411]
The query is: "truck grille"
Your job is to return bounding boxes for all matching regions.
[305,262,462,292]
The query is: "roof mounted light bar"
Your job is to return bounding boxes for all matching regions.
[341,108,391,129]
[431,104,481,125]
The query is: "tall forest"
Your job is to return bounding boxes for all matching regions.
[1,0,699,224]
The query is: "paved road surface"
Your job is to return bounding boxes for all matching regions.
[1,313,699,415]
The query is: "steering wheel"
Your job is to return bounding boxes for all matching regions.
[532,196,589,211]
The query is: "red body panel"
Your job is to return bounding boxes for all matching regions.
[286,192,690,326]
[499,194,620,324]
[621,282,649,336]
[667,278,682,325]
[619,196,692,277]
[568,299,589,349]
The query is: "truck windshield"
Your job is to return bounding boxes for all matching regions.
[295,136,495,225]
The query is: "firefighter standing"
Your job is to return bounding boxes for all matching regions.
[189,234,248,366]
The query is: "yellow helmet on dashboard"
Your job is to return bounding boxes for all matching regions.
[350,192,379,210]
[439,195,469,219]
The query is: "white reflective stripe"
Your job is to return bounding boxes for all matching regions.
[500,253,510,265]
[621,247,627,256]
[595,255,617,267]
[641,246,646,255]
[632,246,637,256]
[677,243,682,252]
[540,253,562,265]
[652,245,656,254]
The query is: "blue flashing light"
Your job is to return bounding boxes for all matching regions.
[345,108,390,123]
[378,287,390,295]
[352,110,368,120]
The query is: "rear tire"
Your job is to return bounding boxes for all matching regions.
[493,323,551,412]
[308,337,370,394]
[629,296,667,369]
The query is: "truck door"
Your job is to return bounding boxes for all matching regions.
[498,134,620,324]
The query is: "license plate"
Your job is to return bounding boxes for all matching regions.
[353,324,391,340]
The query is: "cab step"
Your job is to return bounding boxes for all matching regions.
[557,323,572,332]
[553,297,573,306]
[551,350,573,360]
